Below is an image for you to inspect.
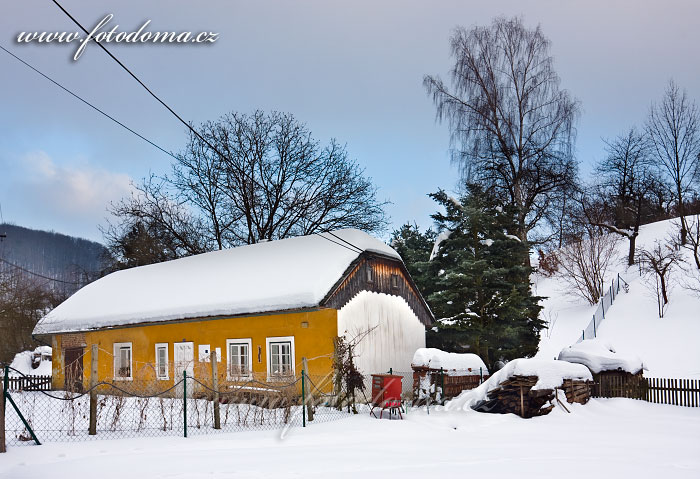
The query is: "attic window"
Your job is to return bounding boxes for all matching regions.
[366,266,374,283]
[390,274,399,289]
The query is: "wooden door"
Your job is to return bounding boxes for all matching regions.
[64,347,84,392]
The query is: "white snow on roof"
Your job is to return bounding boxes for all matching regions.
[412,348,488,374]
[558,339,644,375]
[446,358,592,410]
[34,229,400,334]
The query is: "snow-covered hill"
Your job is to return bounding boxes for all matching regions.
[534,218,700,379]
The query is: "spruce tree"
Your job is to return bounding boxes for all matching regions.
[390,223,435,297]
[426,185,544,370]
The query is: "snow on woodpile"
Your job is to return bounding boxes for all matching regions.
[446,358,592,411]
[34,229,400,334]
[558,339,644,374]
[8,346,52,376]
[412,348,488,375]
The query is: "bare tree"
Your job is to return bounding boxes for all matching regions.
[639,240,682,318]
[424,16,579,248]
[646,80,700,245]
[555,230,620,305]
[590,128,663,265]
[0,269,55,363]
[104,111,388,266]
[683,214,700,270]
[102,175,210,268]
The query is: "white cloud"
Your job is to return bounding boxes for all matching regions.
[1,151,134,241]
[21,151,133,216]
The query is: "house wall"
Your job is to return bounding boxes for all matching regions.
[337,291,426,375]
[51,308,337,390]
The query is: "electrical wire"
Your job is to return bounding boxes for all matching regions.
[326,231,363,253]
[0,44,179,162]
[0,257,84,285]
[50,0,231,164]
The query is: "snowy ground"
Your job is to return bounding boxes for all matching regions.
[1,399,699,478]
[535,218,700,378]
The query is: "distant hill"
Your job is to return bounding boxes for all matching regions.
[0,223,106,296]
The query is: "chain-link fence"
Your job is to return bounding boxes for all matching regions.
[3,358,479,449]
[1,362,401,447]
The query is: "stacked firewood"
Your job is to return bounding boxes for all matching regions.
[477,375,592,418]
[562,379,592,404]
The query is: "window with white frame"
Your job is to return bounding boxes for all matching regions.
[266,336,295,379]
[113,342,132,380]
[226,338,252,379]
[155,343,168,380]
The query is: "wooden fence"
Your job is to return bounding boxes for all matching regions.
[645,378,700,407]
[592,374,700,408]
[1,375,52,392]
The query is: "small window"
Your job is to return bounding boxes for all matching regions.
[390,274,399,289]
[226,339,252,379]
[155,343,168,380]
[113,342,132,381]
[266,336,295,380]
[366,266,374,282]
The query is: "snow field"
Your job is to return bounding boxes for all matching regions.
[535,218,700,378]
[1,399,698,478]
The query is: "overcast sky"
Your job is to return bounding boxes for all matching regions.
[1,0,699,243]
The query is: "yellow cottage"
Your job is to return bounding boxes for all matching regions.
[33,229,433,391]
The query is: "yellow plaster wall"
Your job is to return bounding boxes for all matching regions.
[51,308,337,390]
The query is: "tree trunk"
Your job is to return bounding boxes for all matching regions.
[660,276,669,305]
[628,235,637,266]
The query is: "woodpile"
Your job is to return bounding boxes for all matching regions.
[474,375,592,418]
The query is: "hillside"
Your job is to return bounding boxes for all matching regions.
[0,223,106,294]
[534,218,700,379]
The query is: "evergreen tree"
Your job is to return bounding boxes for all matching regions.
[426,186,544,370]
[390,223,435,297]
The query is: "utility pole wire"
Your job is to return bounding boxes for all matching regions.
[50,0,231,163]
[0,44,179,162]
[0,258,84,285]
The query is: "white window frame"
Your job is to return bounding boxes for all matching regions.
[155,343,169,380]
[113,342,133,381]
[226,338,252,380]
[266,336,295,381]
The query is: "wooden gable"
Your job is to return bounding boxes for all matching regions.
[321,253,433,327]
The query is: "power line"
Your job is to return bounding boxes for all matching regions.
[0,257,84,285]
[326,231,364,254]
[0,44,179,162]
[50,0,230,163]
[315,233,362,255]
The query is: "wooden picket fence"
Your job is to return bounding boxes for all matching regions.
[592,373,700,407]
[645,377,700,407]
[2,375,52,392]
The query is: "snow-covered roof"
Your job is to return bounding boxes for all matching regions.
[412,348,488,374]
[446,358,592,411]
[34,229,400,334]
[558,340,645,375]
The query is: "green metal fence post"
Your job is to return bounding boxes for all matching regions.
[4,366,40,445]
[301,369,306,427]
[183,370,187,438]
[2,366,7,409]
